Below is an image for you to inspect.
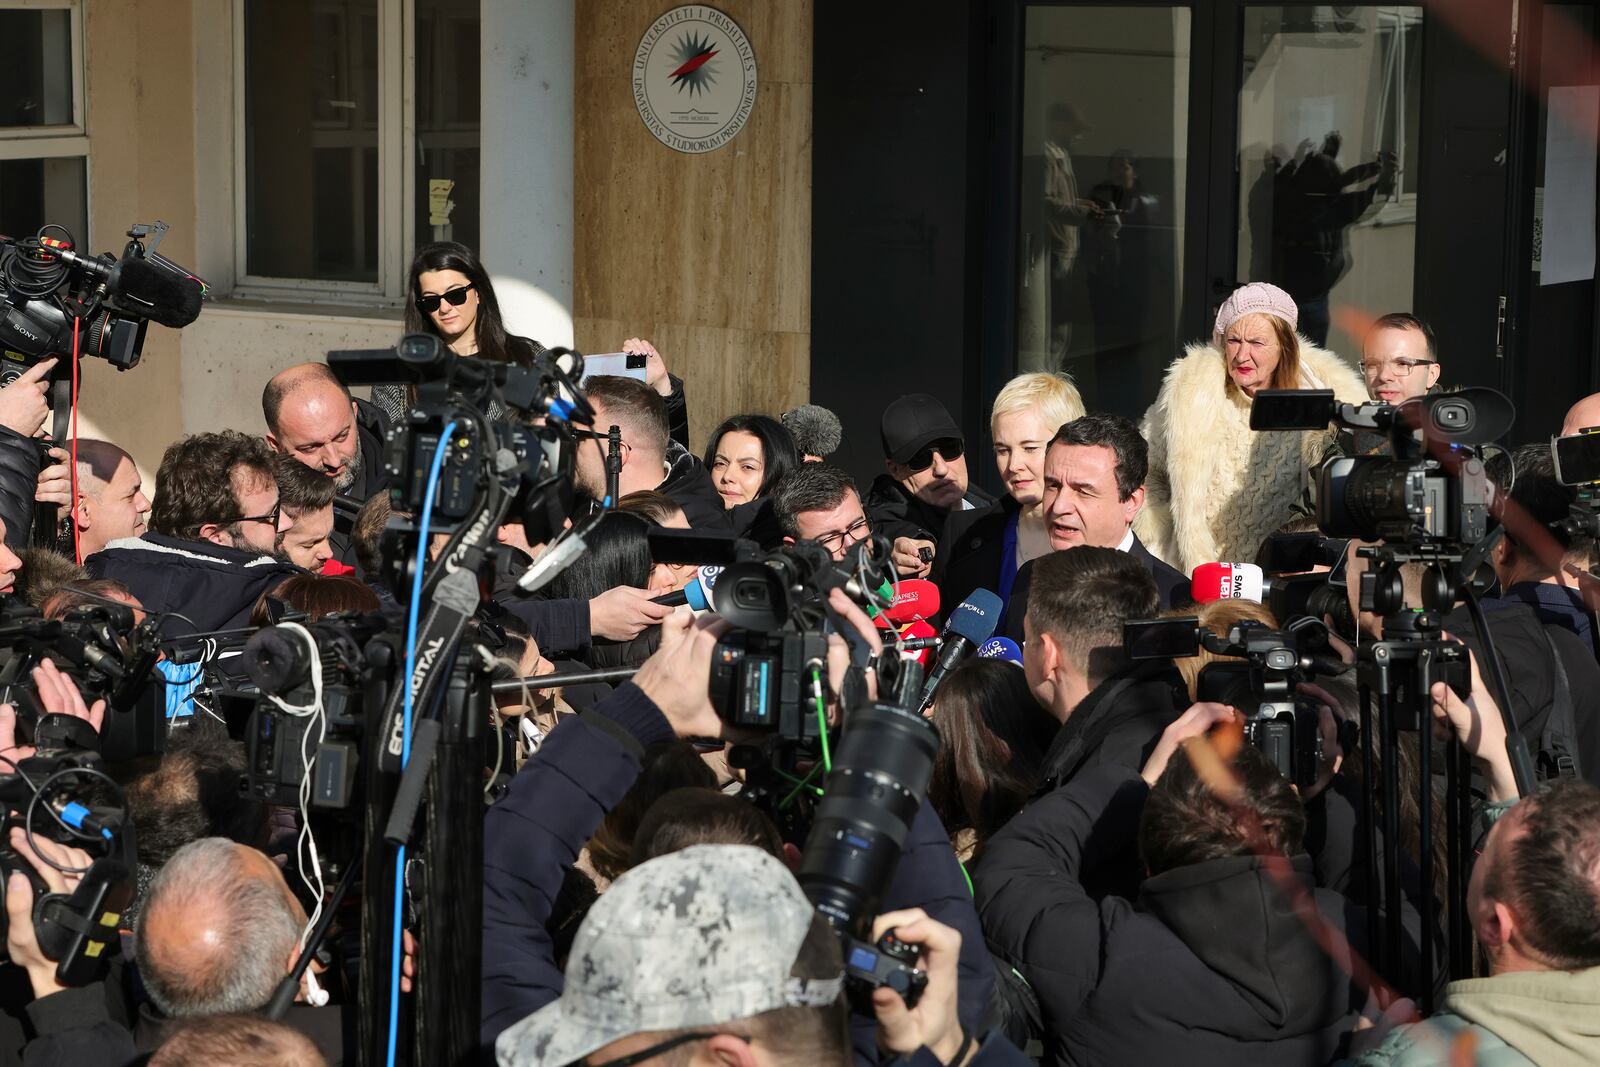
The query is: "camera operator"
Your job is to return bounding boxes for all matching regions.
[85,431,300,635]
[270,455,336,573]
[0,359,55,552]
[480,597,995,1059]
[1350,781,1600,1065]
[496,845,1026,1067]
[1473,469,1592,643]
[976,706,1382,1066]
[1020,547,1187,795]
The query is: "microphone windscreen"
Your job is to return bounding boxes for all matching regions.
[884,579,940,623]
[1190,561,1266,605]
[107,257,204,328]
[945,589,1003,646]
[782,404,843,457]
[977,636,1023,665]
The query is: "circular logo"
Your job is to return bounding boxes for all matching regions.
[632,6,757,154]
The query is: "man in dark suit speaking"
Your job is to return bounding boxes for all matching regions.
[1001,414,1189,643]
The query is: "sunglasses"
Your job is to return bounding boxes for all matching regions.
[414,284,475,314]
[905,438,964,473]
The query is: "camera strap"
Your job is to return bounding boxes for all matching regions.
[1536,626,1581,782]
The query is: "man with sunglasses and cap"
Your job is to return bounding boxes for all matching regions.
[86,430,299,636]
[865,395,993,579]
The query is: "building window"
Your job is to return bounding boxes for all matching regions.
[235,0,482,301]
[0,1,89,245]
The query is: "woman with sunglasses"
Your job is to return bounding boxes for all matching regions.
[373,242,547,424]
[934,372,1084,615]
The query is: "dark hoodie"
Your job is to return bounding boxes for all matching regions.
[0,426,39,551]
[85,532,300,636]
[976,765,1367,1067]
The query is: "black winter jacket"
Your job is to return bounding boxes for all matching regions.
[1000,536,1190,645]
[658,441,730,530]
[479,684,994,1063]
[0,427,39,551]
[976,766,1368,1067]
[864,475,993,556]
[85,533,301,636]
[329,397,391,570]
[1037,659,1188,795]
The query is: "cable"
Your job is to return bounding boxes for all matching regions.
[387,421,456,1067]
[69,317,82,564]
[262,623,327,961]
[809,666,831,774]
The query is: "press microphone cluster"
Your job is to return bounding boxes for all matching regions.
[918,589,1003,712]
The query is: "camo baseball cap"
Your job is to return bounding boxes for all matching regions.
[496,844,845,1067]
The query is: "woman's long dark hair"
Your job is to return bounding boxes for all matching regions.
[702,415,800,500]
[403,241,535,366]
[927,659,1057,858]
[537,512,654,602]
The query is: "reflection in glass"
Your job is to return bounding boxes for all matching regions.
[1236,6,1420,355]
[245,0,380,282]
[0,10,73,129]
[1017,7,1190,420]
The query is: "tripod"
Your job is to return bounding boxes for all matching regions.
[1354,544,1535,1012]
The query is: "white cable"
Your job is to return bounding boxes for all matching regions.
[264,622,327,959]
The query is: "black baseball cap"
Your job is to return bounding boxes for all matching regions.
[880,394,961,464]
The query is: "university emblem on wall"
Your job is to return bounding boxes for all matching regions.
[633,6,758,154]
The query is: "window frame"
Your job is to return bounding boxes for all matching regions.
[0,0,90,247]
[229,0,416,305]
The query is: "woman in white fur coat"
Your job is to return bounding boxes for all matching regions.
[1133,282,1367,574]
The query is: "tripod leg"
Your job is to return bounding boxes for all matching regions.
[1417,696,1434,1015]
[1360,683,1381,974]
[1380,682,1404,995]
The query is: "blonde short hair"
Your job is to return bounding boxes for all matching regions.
[990,372,1085,437]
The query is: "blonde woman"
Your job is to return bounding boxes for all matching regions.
[935,371,1084,614]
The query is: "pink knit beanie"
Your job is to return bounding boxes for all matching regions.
[1213,282,1299,349]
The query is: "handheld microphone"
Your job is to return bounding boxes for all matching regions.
[977,636,1023,665]
[895,619,939,665]
[650,565,725,610]
[1189,561,1267,605]
[883,579,940,624]
[918,589,1003,712]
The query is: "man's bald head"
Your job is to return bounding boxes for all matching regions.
[73,439,133,493]
[135,838,305,1018]
[1563,392,1600,437]
[72,439,149,556]
[263,364,364,491]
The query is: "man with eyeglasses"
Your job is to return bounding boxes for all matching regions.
[770,463,873,561]
[1360,313,1441,408]
[86,430,298,635]
[865,395,993,579]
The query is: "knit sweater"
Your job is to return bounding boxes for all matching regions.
[1133,339,1367,574]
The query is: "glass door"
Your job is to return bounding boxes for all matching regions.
[1014,6,1193,417]
[1233,5,1422,361]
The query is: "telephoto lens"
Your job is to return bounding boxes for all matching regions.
[798,702,939,935]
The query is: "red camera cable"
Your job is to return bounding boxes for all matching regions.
[70,318,81,564]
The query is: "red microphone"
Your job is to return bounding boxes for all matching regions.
[884,579,940,624]
[1189,561,1267,605]
[896,619,938,667]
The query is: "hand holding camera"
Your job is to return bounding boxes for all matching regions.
[869,907,974,1066]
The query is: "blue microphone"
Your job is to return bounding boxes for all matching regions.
[977,636,1023,665]
[650,565,726,610]
[919,589,1003,711]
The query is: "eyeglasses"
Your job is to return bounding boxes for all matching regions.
[414,284,475,314]
[233,499,282,528]
[581,1032,727,1067]
[1359,357,1436,378]
[814,516,870,552]
[905,438,964,473]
